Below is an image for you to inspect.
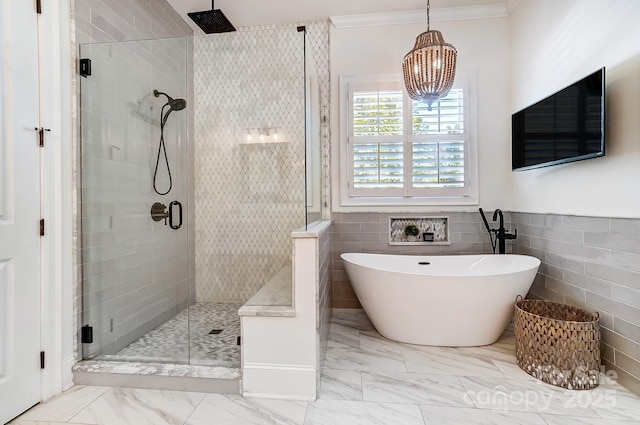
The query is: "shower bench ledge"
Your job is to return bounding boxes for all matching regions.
[238,265,295,317]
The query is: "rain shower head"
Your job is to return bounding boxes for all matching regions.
[154,90,187,111]
[188,0,236,34]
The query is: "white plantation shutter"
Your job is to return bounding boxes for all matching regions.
[411,88,466,192]
[346,78,472,199]
[412,140,465,188]
[350,88,405,195]
[352,141,404,188]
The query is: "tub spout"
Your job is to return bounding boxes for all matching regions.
[492,209,517,254]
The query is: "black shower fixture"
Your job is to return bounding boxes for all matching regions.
[154,90,186,115]
[153,90,186,195]
[188,1,236,34]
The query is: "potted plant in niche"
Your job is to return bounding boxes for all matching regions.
[404,224,420,242]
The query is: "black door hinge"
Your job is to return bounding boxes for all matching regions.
[40,351,45,369]
[36,0,42,14]
[34,127,51,147]
[81,325,94,344]
[40,218,45,236]
[79,59,92,78]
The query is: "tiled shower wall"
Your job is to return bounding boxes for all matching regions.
[193,22,329,304]
[512,213,640,394]
[331,212,509,308]
[318,222,333,386]
[75,0,194,359]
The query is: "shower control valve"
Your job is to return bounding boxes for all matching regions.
[151,202,169,225]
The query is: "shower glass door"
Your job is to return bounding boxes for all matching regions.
[79,37,192,364]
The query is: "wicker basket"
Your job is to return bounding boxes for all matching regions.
[514,297,601,390]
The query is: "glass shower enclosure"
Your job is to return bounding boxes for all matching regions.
[79,26,316,368]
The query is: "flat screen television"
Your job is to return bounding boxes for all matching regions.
[512,68,605,171]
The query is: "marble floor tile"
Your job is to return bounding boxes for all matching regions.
[304,399,425,425]
[402,348,504,377]
[331,309,375,331]
[328,323,361,349]
[362,371,470,407]
[15,385,110,423]
[319,368,363,401]
[69,387,204,425]
[439,340,516,362]
[459,376,601,418]
[325,346,407,372]
[185,394,308,425]
[8,420,95,425]
[359,331,442,355]
[540,414,640,424]
[491,357,539,381]
[583,383,640,422]
[420,405,547,425]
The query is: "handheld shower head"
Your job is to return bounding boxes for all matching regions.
[153,90,187,111]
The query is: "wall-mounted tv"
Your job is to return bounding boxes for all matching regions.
[512,67,605,171]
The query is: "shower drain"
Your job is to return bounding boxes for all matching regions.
[208,329,223,335]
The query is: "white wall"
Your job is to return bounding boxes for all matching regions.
[330,17,511,213]
[510,0,640,217]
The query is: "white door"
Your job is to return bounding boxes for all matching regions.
[0,1,42,423]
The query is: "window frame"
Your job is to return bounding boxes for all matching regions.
[339,73,479,207]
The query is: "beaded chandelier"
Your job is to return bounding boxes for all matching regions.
[402,0,457,110]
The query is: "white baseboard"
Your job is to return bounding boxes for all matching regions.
[242,363,317,400]
[62,356,76,390]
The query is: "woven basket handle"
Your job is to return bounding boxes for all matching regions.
[515,294,524,303]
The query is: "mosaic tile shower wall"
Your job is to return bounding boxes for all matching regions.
[193,23,329,303]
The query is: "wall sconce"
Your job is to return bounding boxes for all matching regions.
[241,127,284,144]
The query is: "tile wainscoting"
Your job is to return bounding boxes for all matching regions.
[331,212,508,308]
[512,212,640,395]
[330,211,640,395]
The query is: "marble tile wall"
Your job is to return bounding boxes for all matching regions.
[74,0,193,45]
[331,212,509,308]
[512,213,640,394]
[193,22,329,304]
[317,223,333,390]
[75,1,194,360]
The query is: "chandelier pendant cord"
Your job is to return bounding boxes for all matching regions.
[426,0,430,31]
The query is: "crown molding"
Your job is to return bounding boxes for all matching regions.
[506,0,525,14]
[330,4,508,29]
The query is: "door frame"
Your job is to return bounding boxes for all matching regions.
[37,0,74,401]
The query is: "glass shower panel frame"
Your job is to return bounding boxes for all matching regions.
[79,37,192,364]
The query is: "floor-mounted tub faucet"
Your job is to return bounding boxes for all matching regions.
[479,208,517,254]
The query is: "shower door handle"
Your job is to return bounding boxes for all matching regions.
[169,200,182,230]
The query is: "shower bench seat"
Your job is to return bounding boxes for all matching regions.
[238,221,332,401]
[238,265,295,317]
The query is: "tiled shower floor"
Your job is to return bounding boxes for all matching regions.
[96,303,241,368]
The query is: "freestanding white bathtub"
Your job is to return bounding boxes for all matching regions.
[341,253,541,346]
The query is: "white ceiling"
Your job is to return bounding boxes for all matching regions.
[166,0,521,34]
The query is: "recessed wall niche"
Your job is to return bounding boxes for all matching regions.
[389,217,450,245]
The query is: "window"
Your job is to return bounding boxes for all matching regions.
[341,75,477,206]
